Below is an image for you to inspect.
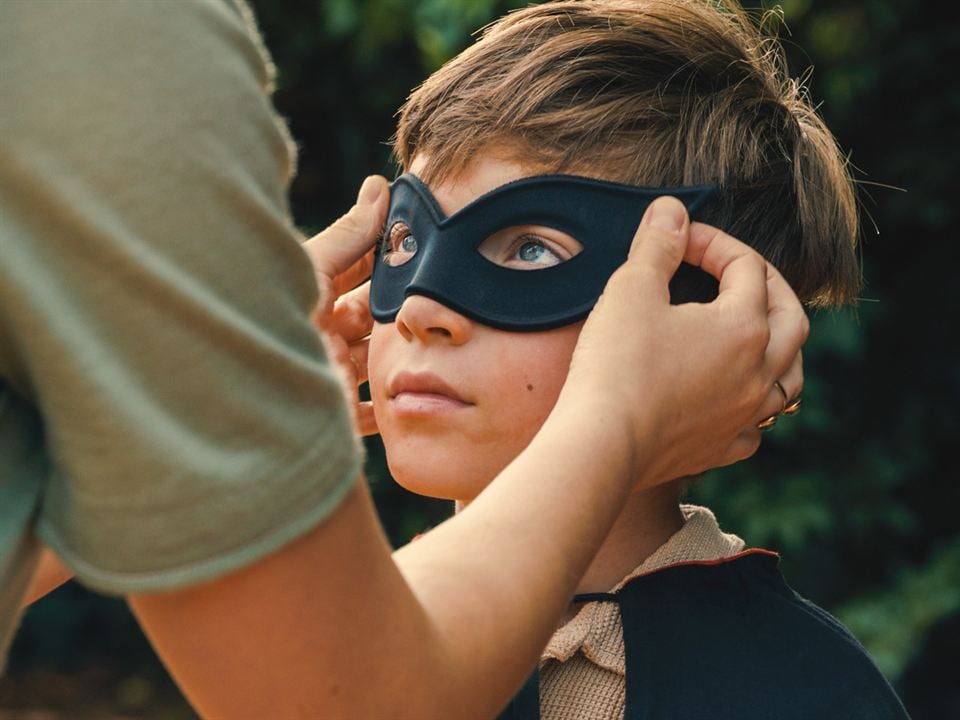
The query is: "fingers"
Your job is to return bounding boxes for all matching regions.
[779,349,804,406]
[349,337,370,386]
[320,326,376,434]
[324,332,354,386]
[761,261,809,382]
[750,348,804,423]
[621,196,691,303]
[688,222,767,318]
[686,221,808,441]
[303,176,389,282]
[331,282,373,344]
[324,331,369,385]
[688,221,807,396]
[726,429,763,465]
[302,178,384,439]
[332,248,376,298]
[354,402,378,437]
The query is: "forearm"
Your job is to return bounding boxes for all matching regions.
[393,396,636,712]
[129,398,636,720]
[130,481,435,719]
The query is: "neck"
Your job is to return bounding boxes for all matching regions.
[572,482,684,597]
[455,480,684,599]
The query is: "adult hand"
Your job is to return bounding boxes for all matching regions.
[302,175,390,436]
[562,195,807,488]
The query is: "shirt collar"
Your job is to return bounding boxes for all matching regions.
[541,504,746,675]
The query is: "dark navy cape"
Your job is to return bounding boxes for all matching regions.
[497,551,910,719]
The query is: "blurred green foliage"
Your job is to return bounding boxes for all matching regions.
[4,1,956,718]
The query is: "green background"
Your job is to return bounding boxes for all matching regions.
[2,1,956,717]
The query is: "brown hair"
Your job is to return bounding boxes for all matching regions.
[393,0,860,306]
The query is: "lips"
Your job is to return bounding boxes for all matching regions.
[385,371,474,416]
[387,371,471,404]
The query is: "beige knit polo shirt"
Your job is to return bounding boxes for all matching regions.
[538,504,747,720]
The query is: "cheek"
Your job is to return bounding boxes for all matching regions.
[489,323,582,434]
[366,320,583,503]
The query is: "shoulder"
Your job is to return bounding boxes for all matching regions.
[0,0,285,156]
[618,552,910,719]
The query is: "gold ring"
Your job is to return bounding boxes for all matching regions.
[773,380,788,415]
[756,414,779,431]
[783,397,803,416]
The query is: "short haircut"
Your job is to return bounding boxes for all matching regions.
[394,0,860,306]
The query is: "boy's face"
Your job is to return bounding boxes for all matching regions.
[368,153,586,502]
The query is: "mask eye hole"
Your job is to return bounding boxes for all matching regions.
[382,221,417,267]
[478,225,582,271]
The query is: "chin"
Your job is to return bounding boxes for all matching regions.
[376,409,537,503]
[387,452,488,502]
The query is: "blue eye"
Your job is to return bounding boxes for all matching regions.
[515,239,560,266]
[478,226,582,270]
[519,242,545,261]
[382,221,417,267]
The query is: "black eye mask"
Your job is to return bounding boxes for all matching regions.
[370,173,717,332]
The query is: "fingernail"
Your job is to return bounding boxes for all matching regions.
[357,176,382,205]
[647,196,686,233]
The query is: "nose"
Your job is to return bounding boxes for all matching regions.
[395,293,474,346]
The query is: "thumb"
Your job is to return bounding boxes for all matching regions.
[304,175,389,280]
[626,196,690,285]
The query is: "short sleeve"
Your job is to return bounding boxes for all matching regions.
[0,0,361,593]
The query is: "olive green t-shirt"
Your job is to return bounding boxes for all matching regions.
[0,0,361,667]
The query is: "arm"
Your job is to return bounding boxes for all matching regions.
[131,401,634,719]
[130,193,804,719]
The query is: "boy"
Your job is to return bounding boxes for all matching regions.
[2,0,811,715]
[367,1,910,718]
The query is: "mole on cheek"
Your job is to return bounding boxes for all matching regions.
[526,383,534,392]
